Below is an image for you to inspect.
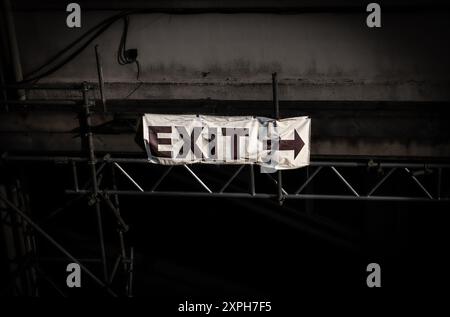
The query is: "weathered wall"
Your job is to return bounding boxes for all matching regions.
[2,3,450,157]
[14,10,450,101]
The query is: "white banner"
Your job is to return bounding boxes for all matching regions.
[142,114,310,172]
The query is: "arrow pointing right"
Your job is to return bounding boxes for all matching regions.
[279,129,305,160]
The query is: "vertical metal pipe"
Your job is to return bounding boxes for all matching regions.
[94,45,107,112]
[2,0,25,99]
[111,164,127,260]
[0,184,19,295]
[0,61,7,111]
[305,167,314,215]
[272,73,283,205]
[71,161,79,192]
[272,72,279,120]
[10,182,27,293]
[82,82,108,281]
[16,178,37,296]
[127,247,134,297]
[437,168,442,200]
[20,185,38,297]
[249,164,255,196]
[110,163,130,293]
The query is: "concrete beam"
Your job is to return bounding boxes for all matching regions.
[11,0,450,12]
[1,100,449,157]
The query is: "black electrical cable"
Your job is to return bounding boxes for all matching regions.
[18,10,137,84]
[117,16,142,85]
[135,60,140,80]
[17,9,203,85]
[117,16,139,68]
[25,11,129,78]
[19,22,114,83]
[118,17,129,65]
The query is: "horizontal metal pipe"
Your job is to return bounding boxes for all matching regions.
[39,257,103,263]
[65,189,449,202]
[0,100,80,105]
[286,194,442,202]
[310,161,450,168]
[3,155,89,162]
[0,84,85,90]
[13,3,450,14]
[5,155,450,169]
[67,189,275,199]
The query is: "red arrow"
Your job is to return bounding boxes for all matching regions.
[279,129,304,160]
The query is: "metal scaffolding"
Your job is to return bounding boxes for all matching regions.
[0,82,135,296]
[4,155,448,203]
[0,81,449,296]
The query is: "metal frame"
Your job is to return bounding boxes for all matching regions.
[60,159,448,202]
[0,83,134,297]
[1,81,449,297]
[4,155,448,202]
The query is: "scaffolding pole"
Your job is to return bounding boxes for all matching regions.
[82,82,108,282]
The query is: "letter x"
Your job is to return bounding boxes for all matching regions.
[176,126,204,159]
